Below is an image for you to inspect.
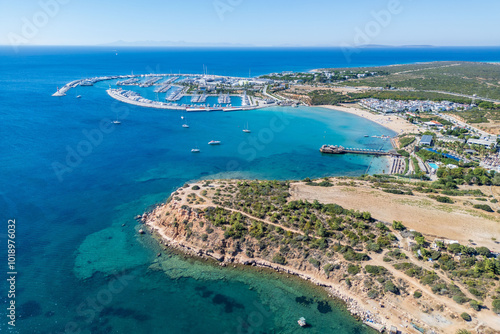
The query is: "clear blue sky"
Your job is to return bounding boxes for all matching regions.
[1,0,499,46]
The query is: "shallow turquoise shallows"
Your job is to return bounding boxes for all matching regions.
[2,46,499,333]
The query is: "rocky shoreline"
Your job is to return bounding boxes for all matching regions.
[139,202,387,330]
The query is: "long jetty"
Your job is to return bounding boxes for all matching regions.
[320,145,399,156]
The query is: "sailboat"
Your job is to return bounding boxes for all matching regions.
[243,122,251,133]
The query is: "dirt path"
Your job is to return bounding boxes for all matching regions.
[169,181,500,332]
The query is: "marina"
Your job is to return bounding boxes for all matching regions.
[107,88,185,110]
[52,72,275,113]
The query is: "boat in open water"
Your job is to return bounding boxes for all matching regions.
[243,122,251,133]
[208,140,221,145]
[298,317,307,327]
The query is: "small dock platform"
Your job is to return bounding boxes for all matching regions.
[320,145,400,156]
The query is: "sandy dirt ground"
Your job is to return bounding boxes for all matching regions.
[319,104,420,135]
[147,180,500,333]
[290,182,500,253]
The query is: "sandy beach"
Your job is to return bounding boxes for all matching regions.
[319,104,420,135]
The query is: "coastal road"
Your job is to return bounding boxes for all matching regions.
[263,85,281,101]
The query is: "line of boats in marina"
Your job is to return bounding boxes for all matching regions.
[166,86,187,101]
[185,106,243,112]
[116,77,141,86]
[218,93,231,104]
[154,77,179,93]
[190,93,208,103]
[106,88,262,111]
[241,91,250,106]
[139,77,162,87]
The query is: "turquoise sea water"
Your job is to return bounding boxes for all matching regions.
[1,46,499,334]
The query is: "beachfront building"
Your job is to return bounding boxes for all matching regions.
[420,135,434,146]
[467,137,497,148]
[437,136,466,144]
[359,98,472,114]
[423,120,444,129]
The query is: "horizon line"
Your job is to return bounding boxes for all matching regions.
[1,44,500,48]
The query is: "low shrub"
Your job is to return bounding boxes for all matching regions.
[435,196,453,203]
[473,204,493,212]
[367,289,379,299]
[347,264,361,275]
[308,258,321,269]
[272,253,287,265]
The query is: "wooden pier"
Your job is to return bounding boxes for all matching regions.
[320,145,400,156]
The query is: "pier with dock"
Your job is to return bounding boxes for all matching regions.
[166,86,187,101]
[154,76,179,93]
[320,145,399,156]
[139,77,162,87]
[190,93,208,103]
[218,93,231,104]
[116,77,140,86]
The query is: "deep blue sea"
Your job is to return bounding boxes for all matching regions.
[1,46,499,334]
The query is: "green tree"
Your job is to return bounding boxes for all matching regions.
[460,312,471,321]
[392,221,406,231]
[492,299,500,313]
[415,235,426,245]
[362,211,372,221]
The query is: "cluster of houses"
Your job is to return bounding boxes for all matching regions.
[261,70,380,84]
[179,75,273,93]
[359,98,473,114]
[317,69,378,80]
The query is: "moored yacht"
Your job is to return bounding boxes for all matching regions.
[243,122,251,133]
